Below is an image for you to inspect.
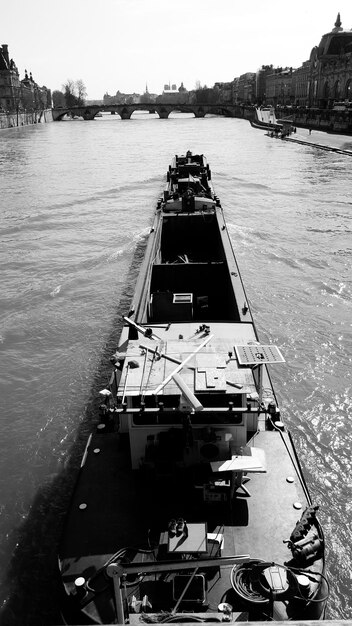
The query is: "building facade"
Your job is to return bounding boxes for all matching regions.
[266,14,352,108]
[0,44,51,113]
[103,91,141,105]
[307,13,352,107]
[0,44,21,111]
[291,61,310,107]
[265,68,294,106]
[237,72,256,103]
[256,66,274,103]
[210,14,352,111]
[214,81,233,103]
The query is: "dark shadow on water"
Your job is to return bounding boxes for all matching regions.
[0,238,148,626]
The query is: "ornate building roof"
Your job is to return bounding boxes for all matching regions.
[316,13,352,57]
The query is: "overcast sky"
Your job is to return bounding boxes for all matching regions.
[2,1,352,99]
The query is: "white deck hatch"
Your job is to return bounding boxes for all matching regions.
[234,345,285,365]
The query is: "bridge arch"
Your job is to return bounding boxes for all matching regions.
[52,109,69,121]
[162,108,198,118]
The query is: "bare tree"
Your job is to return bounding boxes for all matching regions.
[62,79,77,107]
[75,79,87,106]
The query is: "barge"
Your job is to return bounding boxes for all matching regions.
[250,107,283,132]
[58,152,328,624]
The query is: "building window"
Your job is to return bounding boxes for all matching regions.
[334,80,341,100]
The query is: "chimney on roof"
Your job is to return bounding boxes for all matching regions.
[2,44,9,65]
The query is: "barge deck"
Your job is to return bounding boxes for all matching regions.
[58,153,327,624]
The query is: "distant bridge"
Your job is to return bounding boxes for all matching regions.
[52,102,254,121]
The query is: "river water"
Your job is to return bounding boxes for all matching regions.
[0,113,351,624]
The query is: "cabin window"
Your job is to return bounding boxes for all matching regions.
[132,411,244,426]
[173,293,193,304]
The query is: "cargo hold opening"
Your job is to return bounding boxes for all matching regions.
[148,214,240,323]
[160,213,223,263]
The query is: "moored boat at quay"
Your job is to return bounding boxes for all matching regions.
[250,106,283,132]
[58,152,328,624]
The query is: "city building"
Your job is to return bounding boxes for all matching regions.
[256,65,274,104]
[214,81,233,103]
[307,13,352,107]
[291,61,310,107]
[156,82,189,104]
[140,84,158,104]
[237,73,256,103]
[202,14,352,111]
[231,77,240,103]
[265,68,294,106]
[103,91,141,105]
[0,44,20,111]
[0,44,51,112]
[268,13,352,108]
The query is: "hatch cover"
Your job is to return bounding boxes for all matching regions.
[234,345,285,365]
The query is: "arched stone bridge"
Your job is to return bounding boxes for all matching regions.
[52,102,253,121]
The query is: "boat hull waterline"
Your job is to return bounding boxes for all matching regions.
[58,152,328,624]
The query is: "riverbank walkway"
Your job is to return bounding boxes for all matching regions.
[284,128,352,156]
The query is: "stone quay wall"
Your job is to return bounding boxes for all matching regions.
[0,107,53,129]
[276,107,352,135]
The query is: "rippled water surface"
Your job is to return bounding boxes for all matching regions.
[0,113,351,624]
